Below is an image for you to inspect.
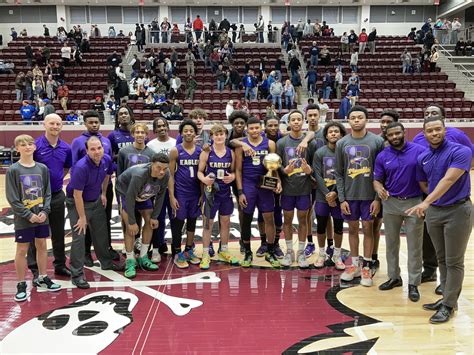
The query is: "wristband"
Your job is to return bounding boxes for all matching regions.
[237,189,243,196]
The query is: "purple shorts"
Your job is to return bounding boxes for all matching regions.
[343,200,373,221]
[243,186,275,215]
[315,201,343,219]
[120,196,153,213]
[281,195,311,211]
[175,195,201,220]
[205,193,234,219]
[15,224,50,243]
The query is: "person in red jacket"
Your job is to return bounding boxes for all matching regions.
[193,15,204,42]
[358,28,368,53]
[57,83,69,111]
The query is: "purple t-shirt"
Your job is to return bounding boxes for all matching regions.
[107,128,134,155]
[66,154,114,202]
[416,140,471,206]
[175,144,202,198]
[71,132,113,164]
[34,135,72,193]
[374,141,426,198]
[413,126,474,156]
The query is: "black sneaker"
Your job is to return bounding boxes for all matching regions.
[240,252,253,268]
[84,253,94,267]
[109,248,121,261]
[370,259,380,276]
[158,243,169,254]
[14,281,27,302]
[239,239,246,255]
[33,276,61,292]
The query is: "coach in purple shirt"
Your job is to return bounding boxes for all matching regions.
[66,136,120,289]
[27,114,72,278]
[407,116,472,324]
[71,110,117,264]
[374,122,426,302]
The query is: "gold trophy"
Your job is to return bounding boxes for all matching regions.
[259,153,281,190]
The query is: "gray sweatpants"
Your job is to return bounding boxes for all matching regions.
[382,196,424,285]
[425,200,472,308]
[66,197,113,280]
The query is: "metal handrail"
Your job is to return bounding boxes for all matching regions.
[437,43,474,80]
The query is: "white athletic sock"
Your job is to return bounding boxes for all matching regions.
[352,256,359,267]
[152,248,159,253]
[298,241,305,252]
[126,252,135,260]
[334,247,342,256]
[220,244,228,252]
[202,247,210,256]
[319,247,325,254]
[286,240,293,251]
[140,244,149,258]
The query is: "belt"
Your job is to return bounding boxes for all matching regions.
[391,195,421,200]
[433,197,470,208]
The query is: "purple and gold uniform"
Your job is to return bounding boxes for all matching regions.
[175,144,202,220]
[241,137,274,214]
[205,146,234,218]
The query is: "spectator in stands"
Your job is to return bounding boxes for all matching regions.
[284,80,295,109]
[108,26,116,37]
[161,17,171,44]
[318,97,329,122]
[368,27,377,54]
[305,66,317,98]
[170,100,184,121]
[43,24,50,37]
[135,24,143,52]
[335,67,343,99]
[43,98,55,117]
[185,75,198,100]
[291,70,303,105]
[57,83,69,111]
[346,71,360,105]
[66,110,78,123]
[106,95,117,119]
[451,18,462,44]
[236,98,250,114]
[401,49,413,73]
[455,38,466,55]
[259,73,270,100]
[267,22,274,43]
[424,30,435,50]
[11,27,18,40]
[25,43,33,67]
[129,54,140,79]
[242,70,258,100]
[216,64,227,91]
[20,100,36,122]
[321,71,333,100]
[171,23,180,42]
[303,19,313,37]
[338,91,352,119]
[282,28,291,50]
[229,66,241,91]
[350,48,358,72]
[309,41,319,67]
[320,45,331,66]
[226,100,234,119]
[256,15,265,43]
[185,49,196,76]
[210,48,220,73]
[25,71,33,101]
[340,31,349,53]
[42,45,51,65]
[270,77,283,113]
[33,77,43,99]
[15,72,25,101]
[429,47,439,72]
[107,51,121,67]
[144,93,155,109]
[358,28,368,53]
[129,31,136,46]
[92,96,105,124]
[193,15,204,41]
[117,30,125,38]
[408,27,417,42]
[53,62,66,85]
[169,74,181,99]
[296,19,304,43]
[73,46,83,66]
[421,18,432,35]
[348,30,358,51]
[465,40,472,56]
[289,55,301,76]
[61,42,71,67]
[90,24,101,38]
[20,28,27,37]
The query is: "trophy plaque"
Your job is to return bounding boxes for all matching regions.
[259,153,281,190]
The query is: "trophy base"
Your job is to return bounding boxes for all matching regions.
[259,176,278,190]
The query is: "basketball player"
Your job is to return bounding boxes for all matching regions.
[236,117,281,268]
[168,120,202,268]
[116,153,170,278]
[198,124,239,270]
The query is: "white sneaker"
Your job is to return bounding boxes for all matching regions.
[340,265,361,281]
[314,253,326,268]
[297,251,309,269]
[121,246,127,255]
[151,248,161,263]
[280,249,295,267]
[332,254,346,270]
[360,266,373,287]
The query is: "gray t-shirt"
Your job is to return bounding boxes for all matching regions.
[115,163,169,224]
[277,133,316,196]
[117,145,155,176]
[313,127,327,151]
[6,162,51,230]
[313,145,337,203]
[335,131,384,201]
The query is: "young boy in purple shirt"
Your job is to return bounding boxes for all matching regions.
[6,135,61,302]
[235,117,281,268]
[374,122,426,302]
[198,124,240,270]
[169,120,202,268]
[66,136,118,289]
[407,116,472,324]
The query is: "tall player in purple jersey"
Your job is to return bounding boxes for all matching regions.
[198,124,240,270]
[236,117,281,268]
[169,120,202,269]
[107,105,135,162]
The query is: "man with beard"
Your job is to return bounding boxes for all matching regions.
[336,106,384,287]
[169,120,202,268]
[116,154,170,279]
[374,122,426,302]
[108,105,135,161]
[407,116,472,324]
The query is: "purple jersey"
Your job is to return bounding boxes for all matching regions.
[175,144,202,198]
[207,146,233,195]
[107,129,134,155]
[242,137,270,185]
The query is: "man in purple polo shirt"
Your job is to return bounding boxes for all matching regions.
[374,122,426,302]
[66,136,120,289]
[27,114,72,279]
[407,116,472,324]
[413,104,473,294]
[71,110,116,265]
